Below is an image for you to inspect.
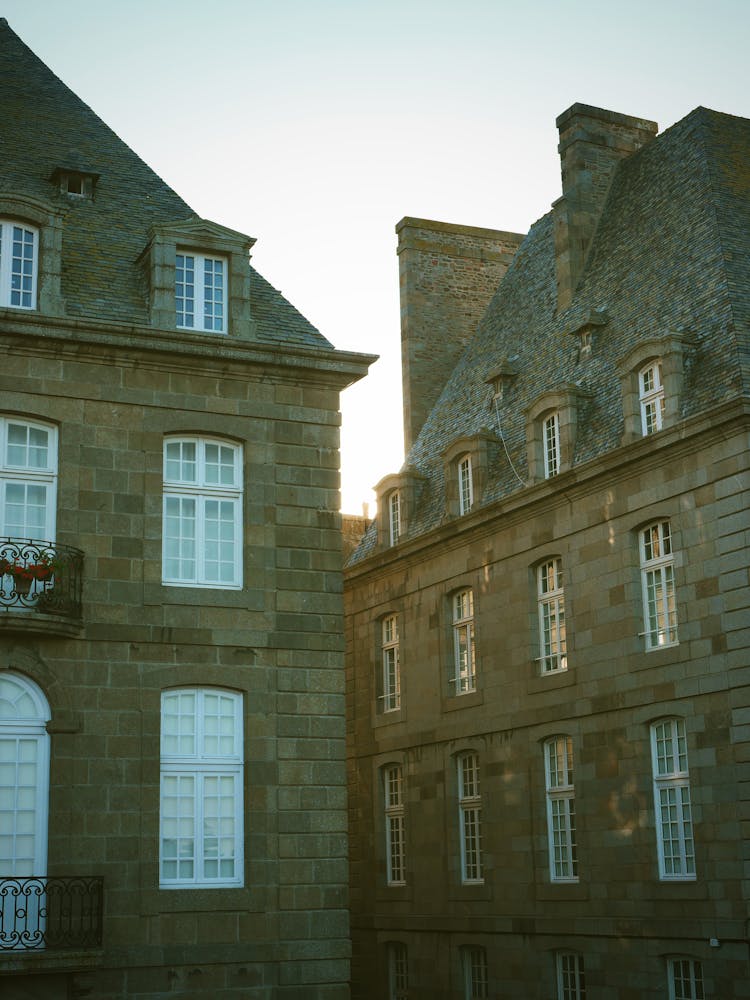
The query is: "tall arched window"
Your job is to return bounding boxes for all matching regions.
[0,672,51,877]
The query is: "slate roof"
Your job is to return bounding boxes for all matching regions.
[351,105,750,561]
[0,19,333,350]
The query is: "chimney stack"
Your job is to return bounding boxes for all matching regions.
[397,218,524,454]
[553,104,658,310]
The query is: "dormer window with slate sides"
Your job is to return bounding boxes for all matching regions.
[50,166,98,200]
[141,218,256,338]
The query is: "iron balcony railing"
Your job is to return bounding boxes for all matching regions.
[0,538,83,618]
[0,876,103,951]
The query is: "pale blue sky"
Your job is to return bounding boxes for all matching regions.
[4,0,748,511]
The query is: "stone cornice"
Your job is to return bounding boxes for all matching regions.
[0,309,376,389]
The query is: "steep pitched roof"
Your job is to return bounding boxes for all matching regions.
[0,18,332,349]
[351,106,750,560]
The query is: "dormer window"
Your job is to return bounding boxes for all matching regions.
[618,335,693,445]
[526,387,589,484]
[49,166,98,200]
[485,360,518,405]
[176,252,227,333]
[579,329,593,359]
[564,309,607,363]
[0,220,38,309]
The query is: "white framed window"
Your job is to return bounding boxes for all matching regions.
[387,941,409,1000]
[388,490,401,545]
[160,688,244,888]
[0,417,57,542]
[163,436,242,588]
[544,736,577,881]
[384,764,406,886]
[458,752,483,883]
[176,252,227,333]
[462,945,488,999]
[556,952,586,1000]
[639,360,665,435]
[543,412,560,478]
[451,589,476,695]
[458,455,473,515]
[0,220,38,310]
[651,718,695,880]
[381,615,401,713]
[668,957,704,1000]
[640,520,678,649]
[538,558,567,673]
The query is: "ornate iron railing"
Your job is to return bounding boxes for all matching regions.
[0,538,83,618]
[0,876,103,951]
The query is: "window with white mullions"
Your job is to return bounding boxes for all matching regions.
[639,360,665,435]
[160,688,244,888]
[544,736,578,881]
[451,589,476,694]
[0,417,57,542]
[538,558,567,672]
[640,520,678,648]
[556,952,586,1000]
[384,764,406,885]
[458,455,473,514]
[651,719,695,879]
[543,411,560,478]
[462,945,488,999]
[668,957,704,1000]
[163,436,242,588]
[176,252,227,333]
[388,490,401,545]
[458,752,483,883]
[381,615,401,713]
[0,220,38,309]
[387,941,409,1000]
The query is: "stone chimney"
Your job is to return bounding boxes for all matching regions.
[397,217,524,453]
[553,104,658,310]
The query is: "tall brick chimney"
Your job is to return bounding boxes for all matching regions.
[397,217,524,453]
[553,104,658,310]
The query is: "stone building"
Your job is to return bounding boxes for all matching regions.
[345,104,749,998]
[0,20,373,1000]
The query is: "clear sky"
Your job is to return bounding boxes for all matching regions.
[3,0,748,512]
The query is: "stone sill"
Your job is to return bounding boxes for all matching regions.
[0,948,103,974]
[0,611,82,638]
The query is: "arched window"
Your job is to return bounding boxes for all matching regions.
[0,673,51,877]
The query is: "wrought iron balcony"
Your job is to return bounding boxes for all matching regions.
[0,876,103,951]
[0,538,83,628]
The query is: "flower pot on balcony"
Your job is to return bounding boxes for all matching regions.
[12,574,34,596]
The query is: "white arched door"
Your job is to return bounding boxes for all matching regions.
[0,672,50,876]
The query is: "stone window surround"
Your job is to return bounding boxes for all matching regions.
[374,468,426,547]
[140,217,256,338]
[618,333,693,444]
[526,386,589,483]
[442,433,495,518]
[0,194,65,316]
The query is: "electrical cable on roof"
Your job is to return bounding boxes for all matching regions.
[493,397,526,487]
